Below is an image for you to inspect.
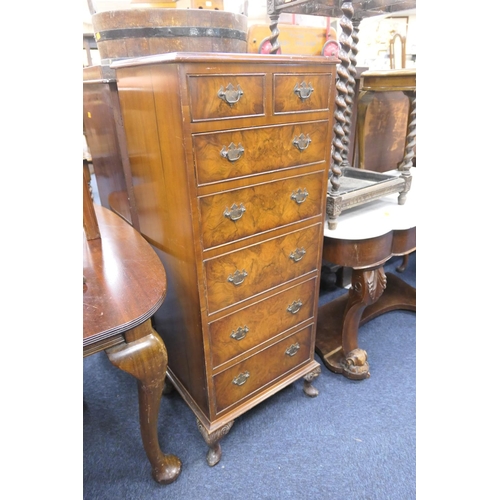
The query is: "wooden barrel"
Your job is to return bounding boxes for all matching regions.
[91,8,248,61]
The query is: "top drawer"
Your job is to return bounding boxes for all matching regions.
[274,73,332,114]
[188,74,265,122]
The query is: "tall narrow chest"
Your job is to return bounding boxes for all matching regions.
[112,52,337,465]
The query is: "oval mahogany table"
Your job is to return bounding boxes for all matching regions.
[316,168,416,380]
[83,204,182,484]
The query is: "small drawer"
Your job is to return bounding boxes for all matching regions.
[274,73,332,114]
[208,277,317,368]
[213,324,313,413]
[193,121,330,184]
[188,74,265,121]
[199,170,325,249]
[204,223,321,314]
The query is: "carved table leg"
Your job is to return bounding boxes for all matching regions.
[316,266,389,380]
[106,321,182,485]
[303,366,321,397]
[197,419,234,467]
[339,267,386,378]
[317,271,415,375]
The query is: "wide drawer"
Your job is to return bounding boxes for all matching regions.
[193,121,330,184]
[273,73,332,114]
[204,223,321,314]
[199,170,325,249]
[213,324,313,413]
[187,74,265,121]
[208,277,317,368]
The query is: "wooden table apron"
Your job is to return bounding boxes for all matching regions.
[316,186,416,380]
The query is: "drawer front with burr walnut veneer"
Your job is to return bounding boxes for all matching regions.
[199,171,325,249]
[112,52,337,467]
[193,120,330,184]
[213,325,314,413]
[208,277,317,369]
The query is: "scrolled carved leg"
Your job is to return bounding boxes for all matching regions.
[197,419,234,467]
[339,267,387,379]
[106,322,182,485]
[303,365,321,397]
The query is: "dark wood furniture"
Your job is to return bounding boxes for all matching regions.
[83,65,139,227]
[83,202,182,484]
[111,52,338,466]
[353,89,411,172]
[266,0,416,18]
[356,68,416,173]
[316,170,416,380]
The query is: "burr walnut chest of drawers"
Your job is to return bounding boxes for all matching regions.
[112,52,337,466]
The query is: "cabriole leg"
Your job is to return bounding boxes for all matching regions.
[197,419,234,467]
[106,322,182,484]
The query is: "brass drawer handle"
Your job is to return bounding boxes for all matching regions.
[233,371,250,386]
[289,247,306,262]
[220,142,244,162]
[224,203,246,221]
[285,342,300,357]
[227,269,248,286]
[293,133,312,152]
[230,326,249,341]
[294,82,314,100]
[218,83,244,106]
[287,300,303,314]
[291,188,309,204]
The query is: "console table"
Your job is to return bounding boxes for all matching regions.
[316,167,416,379]
[83,203,182,484]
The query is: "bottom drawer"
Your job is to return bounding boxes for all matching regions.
[213,324,313,413]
